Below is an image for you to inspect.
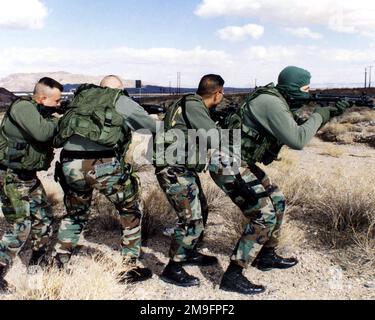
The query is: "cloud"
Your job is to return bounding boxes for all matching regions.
[195,0,375,36]
[286,27,323,40]
[0,0,48,30]
[244,45,299,62]
[0,44,373,88]
[0,46,233,86]
[217,24,264,42]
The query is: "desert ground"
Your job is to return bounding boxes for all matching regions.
[0,104,375,300]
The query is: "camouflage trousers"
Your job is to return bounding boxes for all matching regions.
[210,163,286,269]
[0,170,53,268]
[53,157,142,264]
[156,167,207,262]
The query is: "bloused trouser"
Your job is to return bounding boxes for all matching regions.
[210,163,286,268]
[53,157,142,264]
[0,170,53,268]
[156,167,207,262]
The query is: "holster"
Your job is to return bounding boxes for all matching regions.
[54,161,70,194]
[232,173,269,206]
[261,143,283,166]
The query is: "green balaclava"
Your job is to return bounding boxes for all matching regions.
[276,66,312,108]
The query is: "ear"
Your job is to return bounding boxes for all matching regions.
[215,92,222,104]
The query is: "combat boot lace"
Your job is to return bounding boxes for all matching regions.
[160,261,200,287]
[251,247,298,271]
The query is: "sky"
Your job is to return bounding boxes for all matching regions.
[0,0,375,88]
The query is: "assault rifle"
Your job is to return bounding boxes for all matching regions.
[290,92,375,109]
[135,102,166,114]
[123,89,166,114]
[54,95,166,116]
[210,93,375,128]
[210,102,239,128]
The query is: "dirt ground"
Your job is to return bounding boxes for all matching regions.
[0,138,374,300]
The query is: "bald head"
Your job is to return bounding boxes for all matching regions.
[100,75,124,89]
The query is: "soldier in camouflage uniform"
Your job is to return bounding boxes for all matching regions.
[0,78,63,291]
[210,66,350,295]
[52,75,157,283]
[155,74,225,287]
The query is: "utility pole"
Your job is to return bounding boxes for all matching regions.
[369,66,374,88]
[365,68,368,88]
[177,72,181,95]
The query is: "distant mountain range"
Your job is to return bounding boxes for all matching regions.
[0,71,368,93]
[0,72,136,92]
[0,71,252,94]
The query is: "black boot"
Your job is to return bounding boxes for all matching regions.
[118,258,152,284]
[194,231,205,249]
[251,247,298,271]
[51,253,72,273]
[160,261,200,287]
[0,265,9,293]
[182,250,218,267]
[220,262,265,295]
[118,266,153,284]
[29,248,49,268]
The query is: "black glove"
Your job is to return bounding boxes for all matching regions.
[314,106,337,126]
[334,100,351,117]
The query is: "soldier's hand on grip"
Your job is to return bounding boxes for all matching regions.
[334,100,351,117]
[313,106,337,126]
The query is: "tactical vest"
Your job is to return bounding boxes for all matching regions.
[0,98,54,171]
[54,84,132,157]
[226,84,286,166]
[155,94,207,172]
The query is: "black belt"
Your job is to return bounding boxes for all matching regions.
[61,149,117,160]
[0,164,37,180]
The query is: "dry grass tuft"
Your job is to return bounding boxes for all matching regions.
[5,255,125,300]
[267,148,375,263]
[141,187,175,239]
[319,108,375,147]
[92,194,122,232]
[319,145,345,158]
[277,215,306,248]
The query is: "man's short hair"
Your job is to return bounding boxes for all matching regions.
[100,75,124,89]
[196,74,225,98]
[34,77,64,95]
